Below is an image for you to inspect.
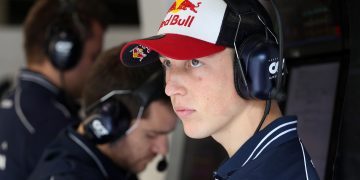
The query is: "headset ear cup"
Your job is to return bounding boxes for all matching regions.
[44,0,84,71]
[83,100,132,144]
[234,35,279,100]
[234,35,261,99]
[45,19,83,71]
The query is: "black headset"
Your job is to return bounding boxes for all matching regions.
[227,0,285,101]
[44,0,85,71]
[225,0,285,134]
[83,98,132,144]
[83,71,166,144]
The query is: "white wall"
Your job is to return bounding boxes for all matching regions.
[0,26,25,79]
[0,26,141,79]
[103,26,141,49]
[138,0,172,37]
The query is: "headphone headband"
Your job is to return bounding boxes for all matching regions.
[84,70,165,116]
[85,90,132,115]
[83,70,166,144]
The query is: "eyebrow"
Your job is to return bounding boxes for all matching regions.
[159,56,166,61]
[151,128,174,134]
[151,130,169,135]
[148,125,176,135]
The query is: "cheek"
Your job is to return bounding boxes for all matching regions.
[78,53,95,71]
[198,71,237,112]
[128,132,151,156]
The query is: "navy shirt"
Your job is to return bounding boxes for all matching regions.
[0,69,79,180]
[213,116,320,180]
[28,124,137,180]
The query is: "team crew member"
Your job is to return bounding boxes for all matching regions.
[120,0,320,179]
[0,0,107,179]
[28,45,177,180]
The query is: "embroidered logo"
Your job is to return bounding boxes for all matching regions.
[0,154,6,171]
[91,119,109,138]
[0,141,7,171]
[130,45,151,62]
[168,0,201,13]
[160,0,201,29]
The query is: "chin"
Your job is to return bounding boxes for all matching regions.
[133,162,148,173]
[183,125,210,139]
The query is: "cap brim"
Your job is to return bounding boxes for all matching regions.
[120,34,225,67]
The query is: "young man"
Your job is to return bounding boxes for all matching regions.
[0,0,107,179]
[28,45,177,180]
[120,0,320,179]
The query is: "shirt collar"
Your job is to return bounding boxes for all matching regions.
[214,115,298,179]
[18,69,81,119]
[19,69,60,95]
[67,124,136,179]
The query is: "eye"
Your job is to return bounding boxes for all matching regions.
[190,59,203,68]
[146,132,157,139]
[161,59,171,69]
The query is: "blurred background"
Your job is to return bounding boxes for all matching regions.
[0,0,359,179]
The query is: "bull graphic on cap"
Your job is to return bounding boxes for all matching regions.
[130,46,150,62]
[168,0,201,13]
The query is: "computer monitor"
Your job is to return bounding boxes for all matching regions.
[285,54,344,180]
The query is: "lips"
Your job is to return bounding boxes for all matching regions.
[174,106,195,118]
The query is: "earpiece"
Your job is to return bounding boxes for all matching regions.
[157,156,168,172]
[234,34,280,100]
[44,0,85,71]
[83,99,132,144]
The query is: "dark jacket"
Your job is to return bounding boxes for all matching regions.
[28,124,137,180]
[0,69,80,180]
[213,116,320,180]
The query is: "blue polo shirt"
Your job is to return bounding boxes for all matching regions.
[213,116,320,180]
[0,69,80,180]
[28,124,138,180]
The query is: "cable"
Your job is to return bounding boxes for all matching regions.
[270,0,285,100]
[254,99,271,135]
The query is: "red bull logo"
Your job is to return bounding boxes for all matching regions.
[159,15,195,29]
[130,45,151,62]
[168,0,202,13]
[160,0,201,29]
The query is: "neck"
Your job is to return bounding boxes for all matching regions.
[212,100,282,157]
[27,60,63,89]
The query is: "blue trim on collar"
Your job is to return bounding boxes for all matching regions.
[214,115,298,179]
[19,69,59,94]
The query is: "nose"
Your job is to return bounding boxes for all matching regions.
[152,135,169,156]
[164,69,186,97]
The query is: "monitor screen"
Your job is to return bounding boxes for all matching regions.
[276,0,343,56]
[285,60,340,180]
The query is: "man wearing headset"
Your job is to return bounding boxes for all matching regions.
[0,0,107,179]
[120,0,320,179]
[28,44,177,180]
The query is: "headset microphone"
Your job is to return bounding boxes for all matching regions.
[157,156,168,172]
